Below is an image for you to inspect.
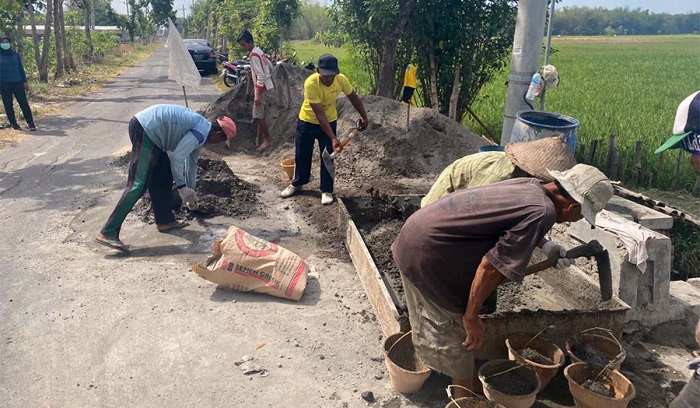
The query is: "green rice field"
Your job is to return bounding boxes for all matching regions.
[292,36,700,192]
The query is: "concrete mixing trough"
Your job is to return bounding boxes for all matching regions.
[338,195,630,360]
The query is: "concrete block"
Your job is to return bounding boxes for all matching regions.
[606,195,674,231]
[565,210,674,326]
[670,280,700,328]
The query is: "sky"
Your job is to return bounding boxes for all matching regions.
[111,0,699,18]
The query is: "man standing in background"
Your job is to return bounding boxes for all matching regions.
[237,30,274,152]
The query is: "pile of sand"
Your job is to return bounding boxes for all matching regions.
[199,64,488,189]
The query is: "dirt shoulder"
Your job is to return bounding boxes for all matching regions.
[0,43,158,147]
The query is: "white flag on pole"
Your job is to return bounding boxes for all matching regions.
[166,18,201,88]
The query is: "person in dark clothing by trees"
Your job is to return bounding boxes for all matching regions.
[0,36,36,131]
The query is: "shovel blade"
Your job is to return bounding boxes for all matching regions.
[321,149,335,180]
[597,249,613,301]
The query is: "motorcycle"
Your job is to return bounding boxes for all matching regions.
[219,55,251,87]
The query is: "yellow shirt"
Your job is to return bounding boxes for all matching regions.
[420,152,516,207]
[298,73,354,124]
[403,64,417,88]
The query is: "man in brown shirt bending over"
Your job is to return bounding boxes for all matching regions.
[391,164,613,397]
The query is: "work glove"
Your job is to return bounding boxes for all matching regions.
[542,240,573,269]
[178,187,198,211]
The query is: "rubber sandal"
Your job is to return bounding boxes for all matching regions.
[157,221,190,233]
[94,236,130,253]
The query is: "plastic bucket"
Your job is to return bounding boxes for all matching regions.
[510,111,579,153]
[505,334,565,391]
[564,362,636,408]
[280,156,295,181]
[478,145,505,153]
[566,329,626,370]
[478,359,540,408]
[383,332,431,394]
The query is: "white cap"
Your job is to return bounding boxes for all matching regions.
[548,164,613,226]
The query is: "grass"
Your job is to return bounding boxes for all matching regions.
[290,40,373,94]
[464,35,700,192]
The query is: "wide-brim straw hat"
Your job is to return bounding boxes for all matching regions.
[505,136,577,181]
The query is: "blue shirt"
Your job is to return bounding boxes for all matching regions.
[0,51,28,83]
[134,104,212,189]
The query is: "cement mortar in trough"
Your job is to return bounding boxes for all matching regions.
[338,194,630,360]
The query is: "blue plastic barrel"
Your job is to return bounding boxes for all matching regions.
[478,145,505,153]
[510,111,579,153]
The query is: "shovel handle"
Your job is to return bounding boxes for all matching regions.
[329,128,359,158]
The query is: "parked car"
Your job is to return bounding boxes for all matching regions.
[184,39,217,75]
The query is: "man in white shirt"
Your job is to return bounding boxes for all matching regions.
[237,30,274,152]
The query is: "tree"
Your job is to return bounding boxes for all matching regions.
[93,0,119,26]
[24,0,43,75]
[332,0,517,121]
[71,0,95,61]
[150,0,174,27]
[0,0,24,55]
[255,0,300,54]
[290,0,331,40]
[552,6,700,35]
[40,1,54,80]
[57,0,76,71]
[375,0,417,98]
[53,0,65,77]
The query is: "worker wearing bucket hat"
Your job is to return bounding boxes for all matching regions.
[391,164,612,398]
[655,90,700,176]
[95,104,236,253]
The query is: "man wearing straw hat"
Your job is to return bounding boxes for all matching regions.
[392,164,613,397]
[421,136,576,207]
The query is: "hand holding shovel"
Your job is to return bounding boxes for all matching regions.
[321,119,365,179]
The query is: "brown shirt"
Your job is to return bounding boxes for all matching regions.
[391,178,557,314]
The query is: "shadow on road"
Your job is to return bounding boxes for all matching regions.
[208,276,321,306]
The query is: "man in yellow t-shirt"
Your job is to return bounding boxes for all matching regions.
[280,54,368,205]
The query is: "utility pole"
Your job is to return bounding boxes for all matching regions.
[181,4,187,37]
[500,0,548,145]
[539,0,556,111]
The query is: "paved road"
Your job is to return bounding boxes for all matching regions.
[0,47,393,407]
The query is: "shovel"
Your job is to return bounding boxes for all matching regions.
[321,119,364,180]
[525,239,613,301]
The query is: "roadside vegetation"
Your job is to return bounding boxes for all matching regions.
[0,0,168,130]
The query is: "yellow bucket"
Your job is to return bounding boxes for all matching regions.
[281,156,295,181]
